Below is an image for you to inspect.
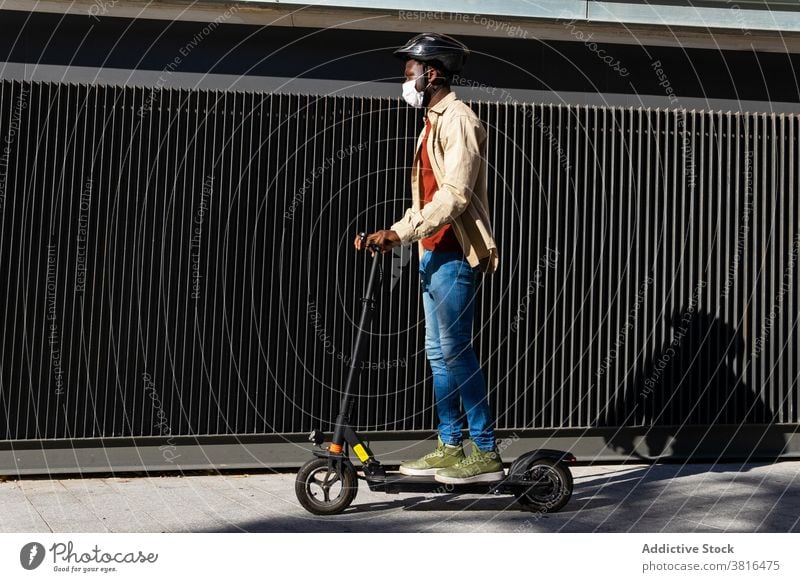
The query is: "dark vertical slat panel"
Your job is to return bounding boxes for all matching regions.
[285,92,301,434]
[610,105,623,428]
[721,108,737,425]
[714,109,725,421]
[578,103,591,428]
[641,105,654,428]
[216,89,232,434]
[0,80,9,440]
[742,112,753,417]
[183,87,200,435]
[586,104,597,427]
[30,78,43,439]
[629,107,643,428]
[293,93,308,433]
[253,91,268,434]
[146,84,163,435]
[562,104,572,429]
[206,87,220,432]
[178,85,194,434]
[316,93,332,431]
[790,115,798,424]
[4,81,24,439]
[0,82,797,459]
[513,101,525,429]
[693,108,703,424]
[178,86,195,437]
[104,83,123,438]
[545,103,555,429]
[767,112,779,422]
[109,84,127,438]
[230,89,244,430]
[599,104,610,426]
[726,110,737,420]
[44,82,63,439]
[32,82,50,440]
[248,89,259,433]
[153,85,171,437]
[500,100,512,430]
[131,87,150,436]
[753,112,764,417]
[524,102,535,428]
[47,81,63,436]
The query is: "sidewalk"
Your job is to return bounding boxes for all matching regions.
[1,461,798,533]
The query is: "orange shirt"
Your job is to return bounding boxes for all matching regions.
[420,118,461,253]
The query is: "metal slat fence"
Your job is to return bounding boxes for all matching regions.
[0,80,796,458]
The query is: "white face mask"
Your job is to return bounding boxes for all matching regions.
[401,70,428,108]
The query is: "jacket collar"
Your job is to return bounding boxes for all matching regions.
[415,91,458,158]
[425,90,458,119]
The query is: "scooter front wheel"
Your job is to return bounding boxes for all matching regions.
[295,457,358,515]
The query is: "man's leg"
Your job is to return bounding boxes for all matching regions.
[428,253,495,452]
[397,250,466,476]
[421,251,464,446]
[429,253,503,483]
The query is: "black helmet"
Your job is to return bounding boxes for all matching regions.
[393,32,469,75]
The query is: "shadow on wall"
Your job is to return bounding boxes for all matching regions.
[600,308,787,462]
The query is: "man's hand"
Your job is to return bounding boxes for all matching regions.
[353,230,401,255]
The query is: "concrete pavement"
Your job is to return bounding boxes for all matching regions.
[1,461,798,533]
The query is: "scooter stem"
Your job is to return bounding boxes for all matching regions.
[330,239,383,449]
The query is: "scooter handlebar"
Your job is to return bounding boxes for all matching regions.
[358,232,383,253]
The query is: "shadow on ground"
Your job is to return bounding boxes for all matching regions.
[195,461,800,533]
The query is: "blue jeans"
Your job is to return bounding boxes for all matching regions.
[419,250,496,452]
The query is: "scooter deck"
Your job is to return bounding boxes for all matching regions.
[361,471,509,494]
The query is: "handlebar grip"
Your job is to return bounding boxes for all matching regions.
[358,231,383,253]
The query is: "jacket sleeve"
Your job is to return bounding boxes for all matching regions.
[391,111,485,244]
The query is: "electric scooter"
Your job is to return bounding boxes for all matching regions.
[295,234,576,516]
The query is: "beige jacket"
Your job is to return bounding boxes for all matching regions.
[390,91,499,273]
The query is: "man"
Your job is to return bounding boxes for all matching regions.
[354,33,501,484]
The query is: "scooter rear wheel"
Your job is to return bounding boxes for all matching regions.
[295,457,358,515]
[513,458,573,513]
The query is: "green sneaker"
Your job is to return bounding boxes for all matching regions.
[399,437,465,476]
[434,443,505,484]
